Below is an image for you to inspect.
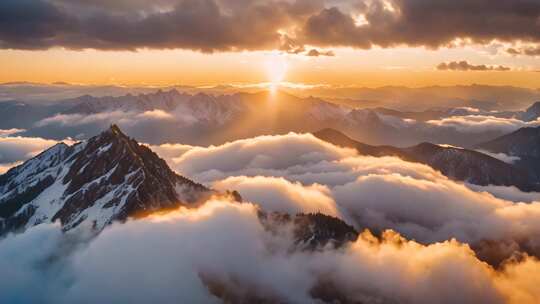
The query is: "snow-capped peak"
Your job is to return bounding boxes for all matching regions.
[0,125,211,235]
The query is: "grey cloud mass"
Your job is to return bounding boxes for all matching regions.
[0,0,539,52]
[437,61,511,72]
[507,46,540,56]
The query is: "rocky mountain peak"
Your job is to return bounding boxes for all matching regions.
[0,126,211,235]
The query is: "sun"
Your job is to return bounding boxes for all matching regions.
[264,53,288,91]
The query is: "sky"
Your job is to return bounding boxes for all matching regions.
[1,0,539,88]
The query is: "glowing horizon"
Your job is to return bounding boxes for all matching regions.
[1,46,539,89]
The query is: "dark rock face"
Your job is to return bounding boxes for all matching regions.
[291,213,359,250]
[520,101,540,121]
[259,211,359,250]
[315,128,539,191]
[478,126,540,158]
[0,125,211,235]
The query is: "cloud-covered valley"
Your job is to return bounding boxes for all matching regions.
[2,198,540,304]
[153,133,540,259]
[2,130,540,303]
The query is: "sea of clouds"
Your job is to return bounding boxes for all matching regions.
[2,132,540,303]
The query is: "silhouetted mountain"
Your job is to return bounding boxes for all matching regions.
[315,128,538,191]
[0,125,212,236]
[477,126,540,175]
[0,101,69,130]
[520,101,540,121]
[479,126,540,158]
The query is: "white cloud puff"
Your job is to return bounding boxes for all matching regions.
[35,110,178,128]
[467,184,540,203]
[476,149,521,164]
[426,115,540,134]
[0,135,69,164]
[213,176,339,217]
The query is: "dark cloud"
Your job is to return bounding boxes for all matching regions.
[0,0,72,49]
[0,0,539,51]
[306,49,335,57]
[303,0,540,49]
[0,0,315,52]
[437,61,511,72]
[507,46,540,56]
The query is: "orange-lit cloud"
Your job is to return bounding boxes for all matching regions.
[0,1,538,88]
[2,198,540,303]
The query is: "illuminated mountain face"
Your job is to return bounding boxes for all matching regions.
[0,125,211,235]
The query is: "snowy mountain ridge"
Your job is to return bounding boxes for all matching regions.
[0,125,212,236]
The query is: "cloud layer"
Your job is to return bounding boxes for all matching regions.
[2,199,540,303]
[0,132,67,164]
[3,132,540,302]
[426,115,540,134]
[155,133,540,259]
[1,0,539,52]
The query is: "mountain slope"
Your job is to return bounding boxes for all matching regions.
[519,101,540,121]
[477,126,540,158]
[0,125,211,235]
[315,128,538,191]
[477,126,540,175]
[403,143,536,190]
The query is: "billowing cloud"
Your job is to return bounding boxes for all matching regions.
[1,0,539,52]
[213,176,339,217]
[426,115,540,134]
[171,133,357,182]
[1,199,540,303]
[0,0,315,52]
[36,110,178,128]
[3,131,540,302]
[158,133,540,258]
[35,112,127,127]
[467,184,540,204]
[135,109,174,120]
[0,135,66,164]
[147,143,193,161]
[437,61,511,72]
[302,1,540,49]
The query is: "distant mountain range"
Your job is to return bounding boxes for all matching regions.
[2,88,540,147]
[315,128,540,191]
[2,82,539,111]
